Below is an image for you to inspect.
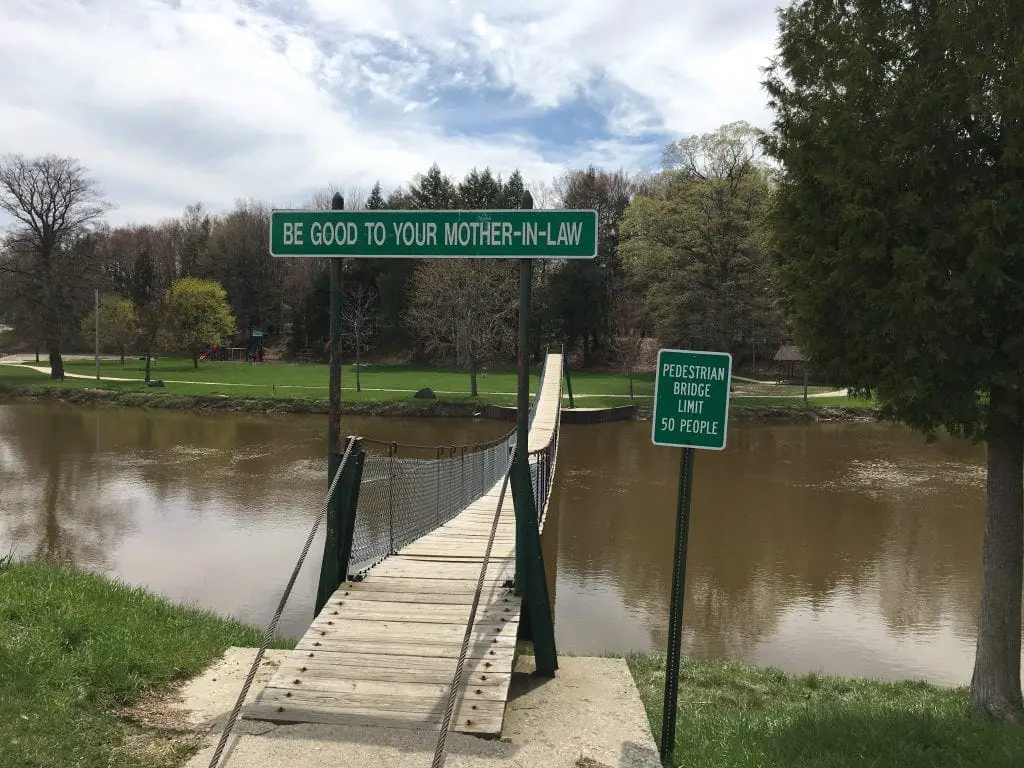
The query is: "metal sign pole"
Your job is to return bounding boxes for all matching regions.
[660,446,695,766]
[650,348,732,767]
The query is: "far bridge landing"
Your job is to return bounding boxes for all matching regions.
[244,353,563,736]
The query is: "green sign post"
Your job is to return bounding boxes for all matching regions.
[651,349,732,767]
[269,209,598,259]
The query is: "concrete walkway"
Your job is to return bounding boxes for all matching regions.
[153,649,660,768]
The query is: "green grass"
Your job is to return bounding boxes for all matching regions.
[626,653,1024,768]
[0,358,877,413]
[0,560,295,768]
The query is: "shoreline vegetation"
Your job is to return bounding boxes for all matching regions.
[3,561,1019,768]
[0,357,881,422]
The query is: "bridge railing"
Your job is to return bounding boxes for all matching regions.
[345,355,553,574]
[527,357,563,529]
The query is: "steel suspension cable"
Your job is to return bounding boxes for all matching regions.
[206,437,358,768]
[431,446,517,768]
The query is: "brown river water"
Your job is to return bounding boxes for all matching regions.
[0,402,1000,686]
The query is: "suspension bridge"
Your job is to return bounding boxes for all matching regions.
[242,352,564,738]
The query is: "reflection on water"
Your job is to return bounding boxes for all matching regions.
[546,420,992,685]
[0,403,1001,685]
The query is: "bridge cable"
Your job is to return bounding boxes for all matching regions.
[205,436,359,768]
[431,445,517,768]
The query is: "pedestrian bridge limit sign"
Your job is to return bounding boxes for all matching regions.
[651,349,732,450]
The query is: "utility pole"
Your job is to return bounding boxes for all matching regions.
[94,289,100,380]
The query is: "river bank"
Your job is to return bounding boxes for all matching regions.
[0,381,881,423]
[0,356,879,423]
[1,560,1018,768]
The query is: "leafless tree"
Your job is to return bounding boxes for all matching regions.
[607,283,650,399]
[405,260,517,397]
[341,283,378,392]
[0,154,109,378]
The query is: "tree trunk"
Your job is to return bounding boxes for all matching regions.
[120,345,125,366]
[35,348,39,363]
[629,368,634,399]
[48,347,64,381]
[970,425,1024,722]
[356,328,361,392]
[45,303,64,380]
[192,350,199,369]
[470,364,478,398]
[144,349,152,383]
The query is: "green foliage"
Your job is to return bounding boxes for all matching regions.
[544,167,636,365]
[762,0,1024,439]
[763,0,1024,721]
[365,181,385,210]
[161,277,235,365]
[79,294,137,359]
[409,163,458,209]
[457,166,504,208]
[621,122,786,356]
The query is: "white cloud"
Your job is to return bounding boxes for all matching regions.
[0,0,779,225]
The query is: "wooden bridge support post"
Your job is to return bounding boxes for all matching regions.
[511,190,558,677]
[316,191,346,616]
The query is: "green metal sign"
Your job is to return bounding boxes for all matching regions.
[269,209,598,259]
[651,349,732,450]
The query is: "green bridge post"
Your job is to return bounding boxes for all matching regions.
[512,190,558,677]
[316,191,346,617]
[562,348,575,409]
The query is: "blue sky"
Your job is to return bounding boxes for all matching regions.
[0,0,780,225]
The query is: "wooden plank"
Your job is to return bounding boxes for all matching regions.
[302,619,517,645]
[273,655,510,686]
[261,677,509,703]
[324,588,512,606]
[309,613,518,636]
[372,563,513,581]
[338,577,510,594]
[292,638,515,661]
[319,599,518,623]
[246,692,505,734]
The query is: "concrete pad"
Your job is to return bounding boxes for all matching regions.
[503,655,660,768]
[176,649,660,768]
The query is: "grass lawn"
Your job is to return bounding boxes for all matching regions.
[0,559,295,768]
[0,358,878,412]
[627,653,1024,768]
[3,562,1010,768]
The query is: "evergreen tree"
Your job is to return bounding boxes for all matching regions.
[409,163,457,209]
[501,169,527,209]
[365,181,385,210]
[764,0,1024,720]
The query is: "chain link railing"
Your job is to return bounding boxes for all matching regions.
[347,357,553,573]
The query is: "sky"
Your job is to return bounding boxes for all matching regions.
[0,0,781,226]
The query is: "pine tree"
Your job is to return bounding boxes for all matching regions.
[365,182,385,210]
[764,0,1024,721]
[409,163,457,209]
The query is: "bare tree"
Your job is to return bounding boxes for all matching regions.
[405,260,517,397]
[0,154,109,378]
[607,282,650,399]
[341,283,378,392]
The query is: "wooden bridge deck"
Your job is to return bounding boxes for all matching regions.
[244,354,562,736]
